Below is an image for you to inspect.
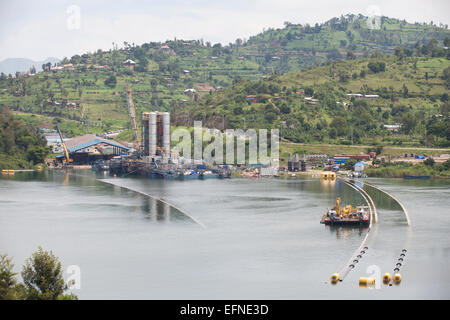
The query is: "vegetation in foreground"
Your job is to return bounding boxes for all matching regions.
[0,106,50,169]
[0,247,77,300]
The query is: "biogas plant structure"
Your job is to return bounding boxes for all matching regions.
[141,111,171,163]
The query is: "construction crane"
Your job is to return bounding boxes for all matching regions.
[56,126,72,165]
[126,87,141,149]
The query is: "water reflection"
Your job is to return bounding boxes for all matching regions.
[329,225,367,239]
[2,171,450,299]
[0,170,189,225]
[141,197,187,223]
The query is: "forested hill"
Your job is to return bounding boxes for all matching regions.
[240,14,450,72]
[0,106,49,169]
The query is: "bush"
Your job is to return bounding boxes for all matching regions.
[343,159,357,170]
[104,75,117,88]
[423,158,435,166]
[368,61,386,73]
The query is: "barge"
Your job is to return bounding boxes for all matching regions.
[321,197,370,226]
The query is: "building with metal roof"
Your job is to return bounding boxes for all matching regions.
[56,134,129,164]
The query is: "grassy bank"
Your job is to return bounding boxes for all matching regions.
[365,161,450,178]
[279,142,450,165]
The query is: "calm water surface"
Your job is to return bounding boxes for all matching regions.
[0,171,449,299]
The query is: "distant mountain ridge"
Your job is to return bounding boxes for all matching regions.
[0,57,60,75]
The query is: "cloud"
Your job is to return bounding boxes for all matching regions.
[0,0,449,61]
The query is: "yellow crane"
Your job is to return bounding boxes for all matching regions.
[56,126,73,165]
[126,87,141,149]
[334,197,357,218]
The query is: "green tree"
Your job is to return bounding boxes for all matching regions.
[444,37,450,47]
[27,146,50,165]
[104,75,117,88]
[330,116,348,136]
[329,127,337,139]
[233,106,243,115]
[0,254,22,300]
[346,51,356,60]
[359,69,366,78]
[402,84,409,98]
[368,61,386,73]
[304,87,314,96]
[343,158,357,170]
[424,158,435,166]
[401,112,417,135]
[21,247,77,300]
[280,104,291,114]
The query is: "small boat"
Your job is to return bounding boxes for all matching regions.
[403,175,430,179]
[321,197,370,227]
[177,169,198,180]
[198,170,219,179]
[92,160,109,171]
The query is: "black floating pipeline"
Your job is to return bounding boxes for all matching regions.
[330,178,377,285]
[330,246,369,285]
[383,249,407,286]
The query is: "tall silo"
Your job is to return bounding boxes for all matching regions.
[141,112,150,156]
[162,112,170,157]
[149,112,157,157]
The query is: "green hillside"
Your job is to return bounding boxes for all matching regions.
[0,14,448,144]
[0,40,265,137]
[240,14,450,72]
[183,55,450,147]
[0,106,49,169]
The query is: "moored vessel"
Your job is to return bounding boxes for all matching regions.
[321,197,370,226]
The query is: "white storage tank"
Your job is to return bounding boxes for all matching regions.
[162,112,170,157]
[149,112,157,157]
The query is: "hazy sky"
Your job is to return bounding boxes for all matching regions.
[1,0,449,61]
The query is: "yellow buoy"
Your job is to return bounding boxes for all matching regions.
[8,170,15,175]
[382,273,391,285]
[330,273,340,284]
[393,273,402,285]
[1,169,8,175]
[359,277,376,288]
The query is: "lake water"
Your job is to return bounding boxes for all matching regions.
[0,171,449,299]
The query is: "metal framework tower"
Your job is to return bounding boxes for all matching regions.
[126,87,141,148]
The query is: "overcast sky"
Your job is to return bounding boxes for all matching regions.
[1,0,449,61]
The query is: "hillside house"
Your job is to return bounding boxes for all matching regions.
[246,95,257,102]
[384,124,402,133]
[184,88,197,97]
[160,45,175,55]
[304,97,319,105]
[123,59,136,70]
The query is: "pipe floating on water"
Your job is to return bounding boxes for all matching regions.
[389,249,407,285]
[383,273,391,285]
[393,273,402,285]
[359,277,376,288]
[330,273,340,284]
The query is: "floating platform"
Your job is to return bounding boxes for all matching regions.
[321,197,370,226]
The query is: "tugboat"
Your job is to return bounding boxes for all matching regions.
[321,197,370,226]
